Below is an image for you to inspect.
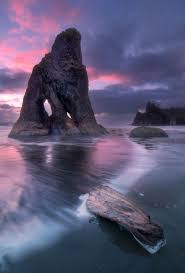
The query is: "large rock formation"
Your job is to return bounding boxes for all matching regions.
[9,28,107,137]
[133,102,185,126]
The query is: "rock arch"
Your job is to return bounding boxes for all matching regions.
[9,28,107,137]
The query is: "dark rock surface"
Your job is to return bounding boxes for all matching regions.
[133,102,185,126]
[129,126,168,138]
[9,28,107,137]
[87,186,166,254]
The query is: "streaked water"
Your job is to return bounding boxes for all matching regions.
[0,126,185,273]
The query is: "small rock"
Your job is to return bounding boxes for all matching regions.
[129,126,168,138]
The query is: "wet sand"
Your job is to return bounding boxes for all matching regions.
[0,126,185,273]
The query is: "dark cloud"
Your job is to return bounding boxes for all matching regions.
[124,46,185,84]
[0,103,15,110]
[0,68,29,93]
[0,103,20,124]
[83,24,135,74]
[84,28,185,88]
[78,0,185,125]
[90,81,185,125]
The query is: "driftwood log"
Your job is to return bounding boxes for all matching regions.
[87,186,166,254]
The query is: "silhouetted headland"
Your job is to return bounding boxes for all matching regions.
[133,102,185,126]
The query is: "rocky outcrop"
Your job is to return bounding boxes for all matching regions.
[9,28,107,137]
[133,102,185,126]
[129,126,168,138]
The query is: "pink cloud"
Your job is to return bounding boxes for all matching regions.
[2,0,80,74]
[0,0,79,109]
[0,41,17,68]
[87,66,132,85]
[13,48,48,72]
[9,0,58,33]
[8,0,80,34]
[0,40,47,72]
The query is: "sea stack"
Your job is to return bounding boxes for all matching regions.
[9,28,107,137]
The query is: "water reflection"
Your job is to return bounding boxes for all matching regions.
[0,132,136,266]
[97,217,148,256]
[131,139,159,150]
[18,136,131,199]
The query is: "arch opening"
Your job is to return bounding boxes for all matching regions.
[67,112,72,119]
[44,100,52,116]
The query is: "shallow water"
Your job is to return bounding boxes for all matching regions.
[0,126,185,273]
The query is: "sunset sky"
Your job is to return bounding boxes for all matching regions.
[1,0,185,125]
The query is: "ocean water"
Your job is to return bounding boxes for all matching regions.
[0,126,185,273]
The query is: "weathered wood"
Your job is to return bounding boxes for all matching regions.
[87,185,166,254]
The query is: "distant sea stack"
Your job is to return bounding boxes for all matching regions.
[133,102,185,126]
[9,28,107,137]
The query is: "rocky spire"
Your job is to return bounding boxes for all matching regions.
[9,28,107,137]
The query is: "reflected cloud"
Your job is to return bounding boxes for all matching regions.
[0,133,134,266]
